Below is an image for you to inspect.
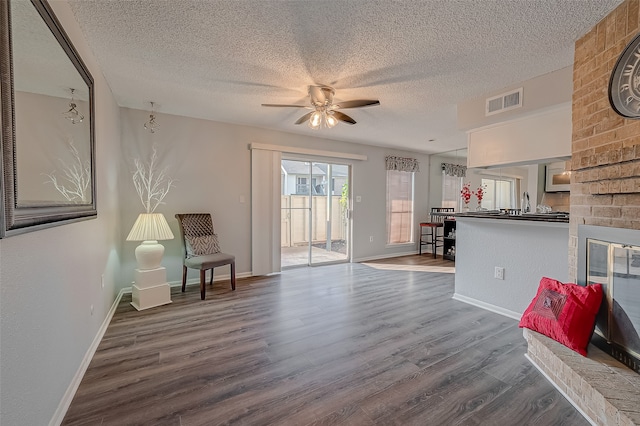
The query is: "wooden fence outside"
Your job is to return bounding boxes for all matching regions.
[281,195,347,247]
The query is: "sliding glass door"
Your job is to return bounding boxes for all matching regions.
[281,159,350,267]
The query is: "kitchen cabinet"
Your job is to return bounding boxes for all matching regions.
[443,219,456,261]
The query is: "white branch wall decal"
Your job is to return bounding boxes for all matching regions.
[132,143,174,213]
[43,140,90,203]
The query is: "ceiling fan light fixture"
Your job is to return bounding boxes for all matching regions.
[325,112,338,128]
[62,88,84,124]
[144,101,160,133]
[262,84,379,128]
[309,110,322,129]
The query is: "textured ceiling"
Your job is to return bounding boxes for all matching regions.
[66,0,622,154]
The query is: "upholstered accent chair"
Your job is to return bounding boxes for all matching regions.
[175,213,236,300]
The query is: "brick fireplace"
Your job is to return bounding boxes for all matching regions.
[570,0,640,283]
[522,2,640,425]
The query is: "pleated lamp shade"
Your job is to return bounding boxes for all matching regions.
[126,213,174,241]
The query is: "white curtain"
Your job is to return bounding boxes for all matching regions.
[251,149,281,275]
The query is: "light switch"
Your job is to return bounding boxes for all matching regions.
[239,195,245,203]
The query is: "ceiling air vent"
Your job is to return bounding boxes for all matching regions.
[485,87,523,116]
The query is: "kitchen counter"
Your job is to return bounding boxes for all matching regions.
[455,211,569,223]
[453,214,569,319]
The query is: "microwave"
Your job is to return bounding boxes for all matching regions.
[545,162,571,192]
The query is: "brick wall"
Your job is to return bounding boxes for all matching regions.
[570,0,640,281]
[524,329,640,425]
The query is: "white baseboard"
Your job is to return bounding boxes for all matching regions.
[354,250,418,263]
[524,354,596,426]
[452,293,521,321]
[50,288,127,426]
[171,271,253,289]
[121,271,253,293]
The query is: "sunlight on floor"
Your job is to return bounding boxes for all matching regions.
[281,245,347,267]
[361,262,456,274]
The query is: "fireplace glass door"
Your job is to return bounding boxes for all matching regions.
[612,246,640,359]
[587,239,640,360]
[587,240,610,341]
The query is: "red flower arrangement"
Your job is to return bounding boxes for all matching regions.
[460,182,471,205]
[473,185,486,203]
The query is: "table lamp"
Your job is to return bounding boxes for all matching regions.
[126,213,174,310]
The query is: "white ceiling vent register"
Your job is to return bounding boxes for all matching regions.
[485,88,523,116]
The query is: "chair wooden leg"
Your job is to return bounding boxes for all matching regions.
[230,261,236,291]
[181,266,187,292]
[200,269,206,300]
[209,269,214,286]
[432,228,437,259]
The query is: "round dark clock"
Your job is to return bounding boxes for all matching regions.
[609,33,640,119]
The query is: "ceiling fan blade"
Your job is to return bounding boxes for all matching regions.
[261,103,309,108]
[309,85,327,106]
[333,111,357,125]
[294,111,315,125]
[333,99,380,109]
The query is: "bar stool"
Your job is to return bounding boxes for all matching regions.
[419,207,454,258]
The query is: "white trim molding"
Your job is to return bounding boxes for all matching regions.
[120,271,254,293]
[452,293,521,321]
[50,288,127,426]
[170,272,253,289]
[250,142,367,161]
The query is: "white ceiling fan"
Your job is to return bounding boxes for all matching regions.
[262,85,380,129]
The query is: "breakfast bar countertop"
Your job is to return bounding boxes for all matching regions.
[454,211,569,223]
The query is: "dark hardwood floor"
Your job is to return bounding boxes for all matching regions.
[63,256,587,425]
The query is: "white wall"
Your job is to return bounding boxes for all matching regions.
[457,66,573,131]
[118,108,432,286]
[454,217,569,317]
[467,103,572,169]
[0,2,122,425]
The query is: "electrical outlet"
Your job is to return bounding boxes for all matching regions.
[90,304,94,315]
[494,267,505,280]
[101,274,105,288]
[369,236,374,242]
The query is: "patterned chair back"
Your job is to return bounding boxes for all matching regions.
[175,213,216,258]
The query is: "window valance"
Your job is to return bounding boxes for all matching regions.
[385,156,420,172]
[442,162,466,177]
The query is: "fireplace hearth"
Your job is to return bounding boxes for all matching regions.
[578,225,640,375]
[524,328,640,425]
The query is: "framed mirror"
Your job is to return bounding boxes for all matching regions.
[0,0,96,237]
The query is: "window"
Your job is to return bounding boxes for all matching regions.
[442,172,462,211]
[481,177,516,210]
[296,177,308,194]
[387,170,414,244]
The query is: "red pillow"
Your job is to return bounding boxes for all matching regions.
[519,277,603,356]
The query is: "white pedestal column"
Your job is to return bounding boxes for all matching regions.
[131,266,172,310]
